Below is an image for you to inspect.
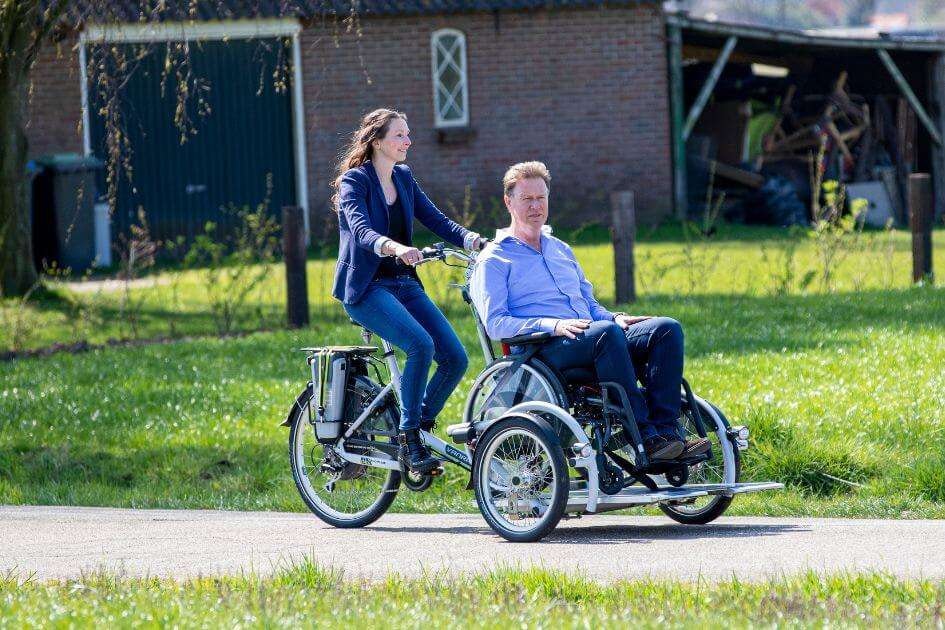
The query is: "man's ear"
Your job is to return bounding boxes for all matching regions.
[503,194,512,211]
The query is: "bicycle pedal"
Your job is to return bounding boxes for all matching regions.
[429,466,444,477]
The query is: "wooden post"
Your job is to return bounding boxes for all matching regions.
[611,190,636,304]
[930,53,945,223]
[668,22,688,221]
[282,205,310,328]
[909,173,934,283]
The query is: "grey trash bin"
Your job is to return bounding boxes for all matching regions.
[31,153,104,273]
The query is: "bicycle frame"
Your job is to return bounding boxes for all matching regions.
[331,246,480,474]
[331,329,474,472]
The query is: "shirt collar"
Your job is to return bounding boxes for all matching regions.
[494,224,553,243]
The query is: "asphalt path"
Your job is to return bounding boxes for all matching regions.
[3,505,943,582]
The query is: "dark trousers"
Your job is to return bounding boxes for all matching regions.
[343,276,469,430]
[536,318,685,441]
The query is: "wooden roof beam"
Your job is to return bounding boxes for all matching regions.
[877,49,943,146]
[683,35,737,140]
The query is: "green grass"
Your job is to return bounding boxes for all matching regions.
[1,223,945,516]
[3,223,942,353]
[2,566,944,627]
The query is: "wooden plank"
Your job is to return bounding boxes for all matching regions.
[709,159,765,189]
[683,35,737,140]
[877,48,943,146]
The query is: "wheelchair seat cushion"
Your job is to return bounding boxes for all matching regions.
[560,366,596,384]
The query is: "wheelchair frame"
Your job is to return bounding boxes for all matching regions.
[450,245,782,516]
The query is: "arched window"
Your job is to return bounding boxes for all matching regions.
[431,29,469,128]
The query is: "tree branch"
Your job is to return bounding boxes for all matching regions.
[24,0,72,66]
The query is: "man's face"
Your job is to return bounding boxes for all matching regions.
[505,177,549,229]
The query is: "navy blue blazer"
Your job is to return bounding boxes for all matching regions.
[333,161,473,305]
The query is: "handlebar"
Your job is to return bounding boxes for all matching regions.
[395,240,487,268]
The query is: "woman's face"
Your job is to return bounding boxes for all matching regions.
[373,117,411,163]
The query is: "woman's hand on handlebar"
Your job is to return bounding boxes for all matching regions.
[392,243,423,266]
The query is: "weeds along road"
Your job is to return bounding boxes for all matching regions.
[4,505,945,581]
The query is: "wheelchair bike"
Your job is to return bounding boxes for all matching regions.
[283,243,781,542]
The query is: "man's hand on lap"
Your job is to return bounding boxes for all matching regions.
[614,314,654,330]
[554,319,590,339]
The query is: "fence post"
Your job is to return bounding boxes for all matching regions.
[908,173,934,284]
[611,190,637,304]
[282,205,310,328]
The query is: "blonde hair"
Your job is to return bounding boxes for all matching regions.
[502,161,551,197]
[331,108,406,210]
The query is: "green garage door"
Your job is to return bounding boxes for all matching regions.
[88,38,296,243]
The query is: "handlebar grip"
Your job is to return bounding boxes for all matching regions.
[394,243,444,266]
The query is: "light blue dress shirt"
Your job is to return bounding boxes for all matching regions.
[470,228,614,340]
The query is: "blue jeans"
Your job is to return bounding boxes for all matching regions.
[536,318,685,441]
[343,276,469,431]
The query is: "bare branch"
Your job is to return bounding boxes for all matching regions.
[24,0,72,66]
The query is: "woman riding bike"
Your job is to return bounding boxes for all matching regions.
[331,108,484,476]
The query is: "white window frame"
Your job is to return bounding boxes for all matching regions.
[430,28,469,128]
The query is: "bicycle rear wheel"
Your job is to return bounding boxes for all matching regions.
[289,376,400,528]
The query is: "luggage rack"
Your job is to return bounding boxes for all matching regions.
[565,481,784,513]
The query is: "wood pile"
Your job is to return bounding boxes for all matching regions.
[689,72,918,227]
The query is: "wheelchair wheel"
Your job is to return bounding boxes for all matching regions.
[289,376,400,528]
[474,414,569,542]
[464,358,566,425]
[659,398,740,525]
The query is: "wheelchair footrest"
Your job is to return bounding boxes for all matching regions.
[566,481,783,513]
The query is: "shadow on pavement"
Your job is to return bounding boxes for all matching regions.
[543,522,806,545]
[364,521,806,544]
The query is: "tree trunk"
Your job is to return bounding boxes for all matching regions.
[0,54,38,296]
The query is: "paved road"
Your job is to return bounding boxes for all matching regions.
[3,505,944,582]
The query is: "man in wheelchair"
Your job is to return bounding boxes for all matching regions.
[470,161,709,462]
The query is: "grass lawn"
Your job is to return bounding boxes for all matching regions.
[3,223,942,352]
[2,566,943,627]
[1,224,944,516]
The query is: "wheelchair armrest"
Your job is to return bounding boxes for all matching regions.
[499,331,552,346]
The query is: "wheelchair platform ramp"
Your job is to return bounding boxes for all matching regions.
[566,481,784,513]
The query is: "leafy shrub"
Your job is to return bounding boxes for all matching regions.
[183,202,280,335]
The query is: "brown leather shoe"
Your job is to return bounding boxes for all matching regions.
[680,437,711,458]
[643,436,684,460]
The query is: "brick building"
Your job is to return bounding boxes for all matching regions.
[27,1,673,243]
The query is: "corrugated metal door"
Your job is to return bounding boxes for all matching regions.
[88,38,296,243]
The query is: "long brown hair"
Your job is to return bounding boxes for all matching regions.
[331,108,406,210]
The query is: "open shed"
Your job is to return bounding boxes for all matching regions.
[666,12,945,226]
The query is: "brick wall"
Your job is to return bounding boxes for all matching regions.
[300,4,673,232]
[24,5,673,236]
[27,40,84,158]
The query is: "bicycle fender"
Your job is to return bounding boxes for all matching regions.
[281,383,313,428]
